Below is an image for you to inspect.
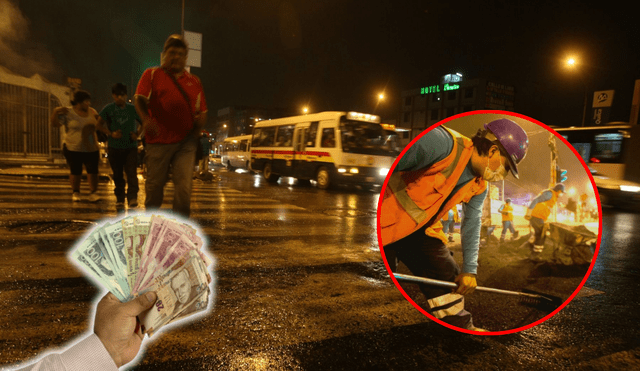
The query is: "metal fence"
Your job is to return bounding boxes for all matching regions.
[0,81,63,160]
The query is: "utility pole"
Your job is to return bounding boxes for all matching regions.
[548,134,558,222]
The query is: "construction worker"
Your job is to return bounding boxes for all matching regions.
[525,183,565,261]
[480,191,497,246]
[440,207,459,242]
[380,118,529,332]
[499,198,519,242]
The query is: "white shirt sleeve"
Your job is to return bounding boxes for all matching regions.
[11,334,118,371]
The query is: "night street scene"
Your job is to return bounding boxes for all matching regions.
[1,0,640,370]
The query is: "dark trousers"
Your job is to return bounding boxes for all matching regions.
[530,217,545,246]
[384,228,472,328]
[108,147,139,203]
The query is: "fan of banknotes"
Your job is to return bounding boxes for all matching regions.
[71,214,213,337]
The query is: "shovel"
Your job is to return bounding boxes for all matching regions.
[393,273,564,311]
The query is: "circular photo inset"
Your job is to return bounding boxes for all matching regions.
[377,110,601,335]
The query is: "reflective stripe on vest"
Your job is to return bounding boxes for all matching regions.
[379,127,487,246]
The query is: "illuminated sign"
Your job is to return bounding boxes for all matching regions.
[421,83,460,95]
[421,73,463,95]
[442,73,463,83]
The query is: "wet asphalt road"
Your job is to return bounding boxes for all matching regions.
[0,168,639,370]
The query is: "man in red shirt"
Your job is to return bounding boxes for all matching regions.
[134,34,208,217]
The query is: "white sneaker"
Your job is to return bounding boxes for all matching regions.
[88,192,101,202]
[72,192,82,202]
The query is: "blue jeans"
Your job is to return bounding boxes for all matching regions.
[441,219,455,234]
[144,135,198,217]
[501,220,516,237]
[108,147,139,203]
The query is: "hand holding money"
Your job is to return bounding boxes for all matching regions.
[72,214,213,337]
[94,291,158,367]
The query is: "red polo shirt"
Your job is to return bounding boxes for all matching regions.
[135,67,208,144]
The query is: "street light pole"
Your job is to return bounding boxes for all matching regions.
[581,88,588,127]
[181,0,185,36]
[374,93,384,114]
[566,57,588,127]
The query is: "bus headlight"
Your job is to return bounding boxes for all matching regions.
[338,167,359,174]
[620,185,640,192]
[379,168,389,176]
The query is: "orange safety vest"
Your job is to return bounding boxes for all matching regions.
[531,189,560,221]
[379,127,487,246]
[500,203,513,222]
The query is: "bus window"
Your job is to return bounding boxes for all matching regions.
[307,122,318,147]
[239,139,248,152]
[572,143,592,164]
[593,133,623,162]
[275,125,294,147]
[321,128,335,148]
[253,127,276,147]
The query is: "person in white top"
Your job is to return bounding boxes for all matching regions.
[10,291,157,371]
[50,90,102,203]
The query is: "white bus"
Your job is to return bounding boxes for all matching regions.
[250,111,401,189]
[221,134,252,171]
[554,124,640,209]
[554,124,631,180]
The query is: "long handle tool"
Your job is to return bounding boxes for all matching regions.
[393,273,564,311]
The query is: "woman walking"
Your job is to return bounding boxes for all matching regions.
[50,90,101,202]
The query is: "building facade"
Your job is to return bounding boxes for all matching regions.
[0,66,70,163]
[398,74,516,143]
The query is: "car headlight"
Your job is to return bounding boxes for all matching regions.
[379,168,389,176]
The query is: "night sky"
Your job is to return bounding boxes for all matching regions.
[2,0,639,127]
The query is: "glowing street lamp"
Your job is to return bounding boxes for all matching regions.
[302,107,309,114]
[374,92,386,114]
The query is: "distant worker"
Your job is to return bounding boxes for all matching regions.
[480,192,496,246]
[498,198,519,242]
[440,207,459,243]
[380,118,529,332]
[525,183,565,261]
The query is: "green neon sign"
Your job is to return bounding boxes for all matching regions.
[421,83,460,95]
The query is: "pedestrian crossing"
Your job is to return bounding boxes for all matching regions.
[0,174,422,369]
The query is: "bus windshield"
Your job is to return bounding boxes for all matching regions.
[340,120,401,156]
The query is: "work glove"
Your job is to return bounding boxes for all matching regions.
[524,208,532,220]
[454,273,477,295]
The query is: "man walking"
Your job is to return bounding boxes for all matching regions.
[380,118,529,332]
[498,198,518,242]
[98,83,141,209]
[134,34,208,217]
[525,183,565,261]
